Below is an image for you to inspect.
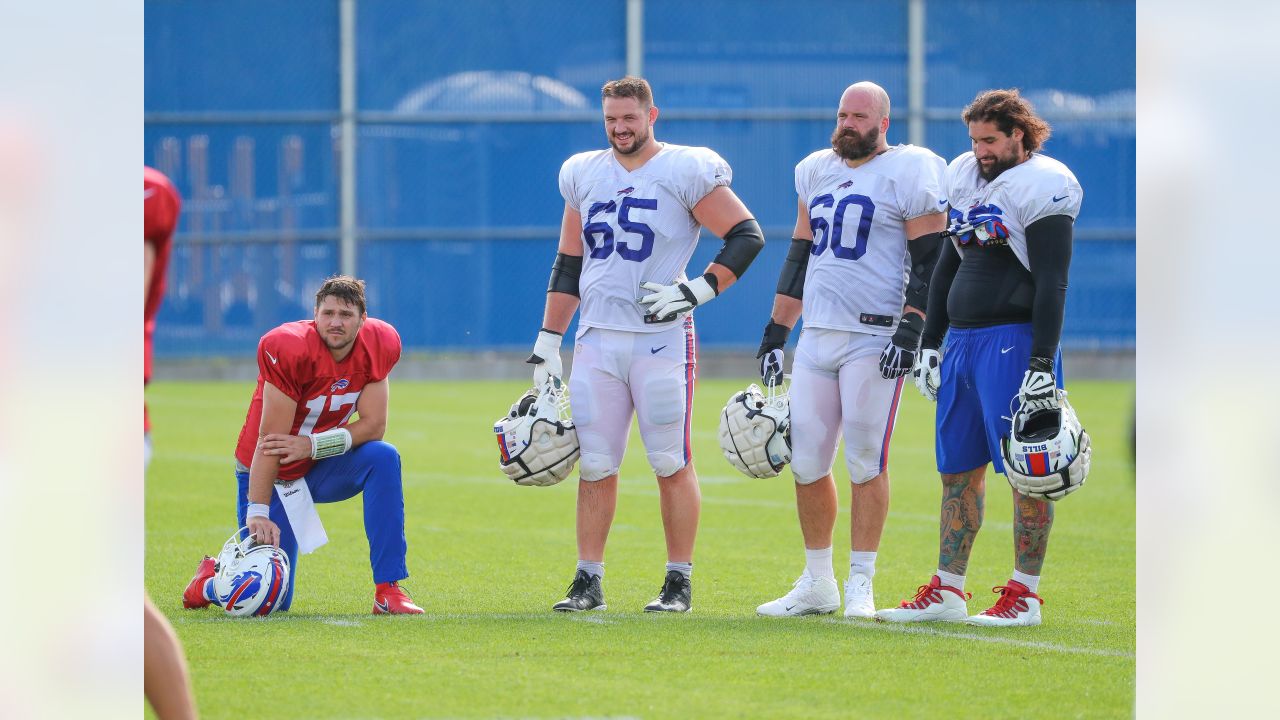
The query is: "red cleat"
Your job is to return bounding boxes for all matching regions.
[373,581,424,615]
[182,556,217,609]
[966,579,1043,627]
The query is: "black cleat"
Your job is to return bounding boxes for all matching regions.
[552,569,606,612]
[644,570,692,613]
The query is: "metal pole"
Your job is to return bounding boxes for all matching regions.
[907,0,925,147]
[626,0,643,77]
[340,0,357,276]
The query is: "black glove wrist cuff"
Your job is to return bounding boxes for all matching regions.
[701,272,720,296]
[757,320,791,357]
[1028,356,1055,373]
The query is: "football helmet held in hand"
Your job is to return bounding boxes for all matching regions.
[718,382,792,479]
[494,379,580,487]
[211,528,291,617]
[1001,391,1091,501]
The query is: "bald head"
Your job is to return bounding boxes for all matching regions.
[841,82,890,119]
[831,82,891,163]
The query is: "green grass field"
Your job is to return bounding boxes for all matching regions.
[146,378,1135,719]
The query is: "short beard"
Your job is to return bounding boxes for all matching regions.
[610,127,651,156]
[979,153,1021,181]
[831,126,880,161]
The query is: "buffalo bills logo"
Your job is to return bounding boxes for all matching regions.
[331,378,349,393]
[616,186,635,196]
[946,203,1010,246]
[837,180,853,190]
[221,570,263,610]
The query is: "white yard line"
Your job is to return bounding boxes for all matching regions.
[822,618,1134,657]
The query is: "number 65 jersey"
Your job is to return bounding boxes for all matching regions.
[234,318,402,481]
[796,145,945,336]
[559,143,731,333]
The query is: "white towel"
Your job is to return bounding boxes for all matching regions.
[275,477,328,554]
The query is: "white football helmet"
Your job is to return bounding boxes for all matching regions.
[718,381,792,479]
[494,378,580,487]
[211,528,291,617]
[1001,391,1092,501]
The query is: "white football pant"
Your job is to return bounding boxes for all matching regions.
[569,317,696,481]
[789,328,905,485]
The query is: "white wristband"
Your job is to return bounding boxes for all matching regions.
[310,427,352,460]
[246,502,271,519]
[532,329,562,360]
[686,275,719,305]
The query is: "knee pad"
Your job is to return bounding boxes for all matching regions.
[844,445,881,485]
[790,458,830,486]
[647,451,687,479]
[578,452,617,482]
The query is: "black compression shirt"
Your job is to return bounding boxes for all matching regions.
[921,214,1073,358]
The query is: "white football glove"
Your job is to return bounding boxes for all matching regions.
[526,329,563,388]
[913,348,941,401]
[638,274,718,323]
[1019,357,1059,411]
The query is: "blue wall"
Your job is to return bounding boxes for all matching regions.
[145,0,1134,356]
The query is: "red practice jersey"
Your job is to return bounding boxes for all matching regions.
[145,167,181,433]
[144,166,181,385]
[234,317,402,481]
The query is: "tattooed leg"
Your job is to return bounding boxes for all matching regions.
[1012,488,1054,575]
[938,466,987,575]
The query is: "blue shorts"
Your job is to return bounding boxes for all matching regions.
[935,323,1063,474]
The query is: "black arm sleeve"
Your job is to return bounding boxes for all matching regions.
[920,240,961,350]
[547,252,582,296]
[776,237,811,299]
[1025,214,1074,359]
[712,218,765,278]
[905,231,943,310]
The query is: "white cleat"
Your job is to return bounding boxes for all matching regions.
[966,580,1043,627]
[843,573,875,618]
[756,571,840,617]
[874,575,971,623]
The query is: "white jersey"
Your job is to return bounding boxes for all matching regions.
[943,151,1083,271]
[795,145,946,336]
[558,143,731,334]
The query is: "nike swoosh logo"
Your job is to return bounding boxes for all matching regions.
[1000,346,1014,354]
[375,598,390,613]
[1052,194,1068,202]
[938,199,947,205]
[651,345,667,354]
[265,349,278,365]
[785,605,798,612]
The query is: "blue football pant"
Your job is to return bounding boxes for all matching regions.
[935,323,1063,475]
[232,440,409,611]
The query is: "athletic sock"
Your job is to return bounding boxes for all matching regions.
[1011,569,1040,593]
[203,578,220,606]
[576,560,604,579]
[936,569,965,592]
[666,561,692,579]
[849,551,877,579]
[804,547,835,580]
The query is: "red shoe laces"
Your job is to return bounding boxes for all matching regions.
[981,583,1042,617]
[901,579,971,609]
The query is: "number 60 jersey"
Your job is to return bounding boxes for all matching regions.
[559,143,732,333]
[796,145,945,336]
[233,318,402,481]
